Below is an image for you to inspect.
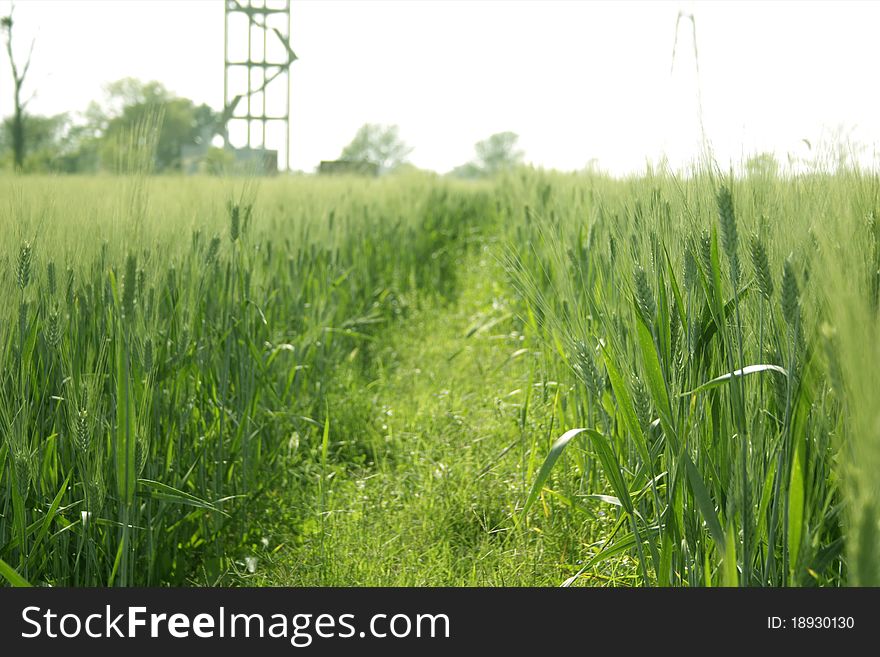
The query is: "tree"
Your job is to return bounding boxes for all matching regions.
[1,4,36,170]
[0,77,223,173]
[0,112,70,171]
[83,78,219,171]
[745,152,779,178]
[339,123,412,172]
[451,131,524,179]
[449,161,483,179]
[474,131,523,176]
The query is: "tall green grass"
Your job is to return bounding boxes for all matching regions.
[507,167,877,586]
[0,172,494,585]
[1,160,876,588]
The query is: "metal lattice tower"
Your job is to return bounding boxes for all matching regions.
[223,0,297,171]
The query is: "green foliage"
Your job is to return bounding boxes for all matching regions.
[509,167,872,587]
[93,78,218,171]
[0,113,72,172]
[0,161,876,589]
[204,146,235,175]
[338,123,412,172]
[745,152,779,178]
[0,78,219,173]
[247,252,606,586]
[452,131,524,179]
[475,131,524,175]
[0,170,492,586]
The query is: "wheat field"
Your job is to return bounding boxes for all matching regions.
[0,165,877,587]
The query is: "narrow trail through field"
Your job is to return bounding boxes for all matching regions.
[252,244,592,586]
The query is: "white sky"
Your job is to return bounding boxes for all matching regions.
[1,0,879,174]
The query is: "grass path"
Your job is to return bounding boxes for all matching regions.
[241,245,618,586]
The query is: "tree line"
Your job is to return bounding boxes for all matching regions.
[0,77,223,173]
[1,5,524,176]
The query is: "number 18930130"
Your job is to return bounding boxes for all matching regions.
[768,616,854,630]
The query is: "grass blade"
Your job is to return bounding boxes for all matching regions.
[681,364,788,397]
[522,428,588,517]
[137,479,228,515]
[0,558,32,587]
[684,455,726,553]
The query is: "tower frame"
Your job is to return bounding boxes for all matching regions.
[223,0,295,171]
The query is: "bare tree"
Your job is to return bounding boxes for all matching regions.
[1,4,36,170]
